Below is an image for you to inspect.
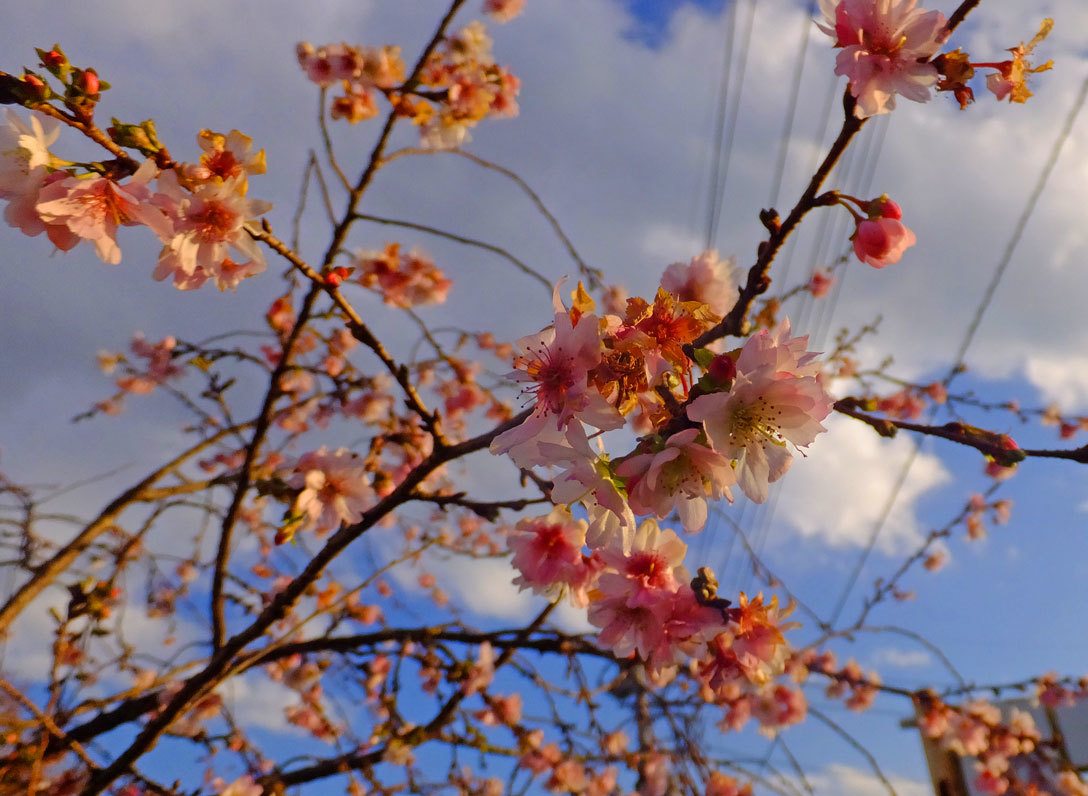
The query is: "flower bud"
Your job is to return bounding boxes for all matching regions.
[41,50,66,69]
[852,217,916,268]
[78,69,100,95]
[708,353,737,384]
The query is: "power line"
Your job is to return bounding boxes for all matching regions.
[768,1,819,209]
[703,0,738,249]
[706,0,760,248]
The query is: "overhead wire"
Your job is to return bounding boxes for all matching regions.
[702,0,739,250]
[707,0,760,249]
[769,1,820,209]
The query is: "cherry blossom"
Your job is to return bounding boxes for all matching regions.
[597,517,688,606]
[151,170,271,290]
[181,128,267,193]
[817,0,947,118]
[289,447,374,534]
[615,428,735,533]
[508,506,597,605]
[659,249,739,317]
[490,285,622,468]
[0,110,74,248]
[35,161,168,264]
[807,268,833,297]
[483,0,526,23]
[355,243,452,308]
[688,322,832,503]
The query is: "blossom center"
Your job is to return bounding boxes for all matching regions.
[191,201,239,242]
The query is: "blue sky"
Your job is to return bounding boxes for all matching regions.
[3,0,1088,794]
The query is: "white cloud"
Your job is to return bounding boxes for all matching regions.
[775,416,951,553]
[1025,355,1088,412]
[808,763,930,796]
[420,551,594,634]
[219,673,299,734]
[871,647,933,669]
[640,222,705,266]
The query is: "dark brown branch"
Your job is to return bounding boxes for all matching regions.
[693,97,865,347]
[834,398,1088,465]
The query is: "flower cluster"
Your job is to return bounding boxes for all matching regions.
[914,690,1088,796]
[491,264,832,710]
[818,1,1053,117]
[0,109,272,290]
[299,20,520,149]
[354,242,452,308]
[817,0,946,118]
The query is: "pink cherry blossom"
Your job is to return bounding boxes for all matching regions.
[597,518,688,608]
[355,244,452,308]
[587,590,667,661]
[615,429,735,533]
[490,285,622,467]
[151,170,272,290]
[688,324,832,503]
[3,168,80,250]
[290,447,374,532]
[660,249,739,318]
[35,161,168,265]
[852,216,916,268]
[0,109,57,192]
[508,506,596,604]
[734,319,823,378]
[817,0,947,118]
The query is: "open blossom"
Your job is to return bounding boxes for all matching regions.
[3,168,80,249]
[615,428,735,533]
[181,129,267,193]
[35,161,169,265]
[508,506,599,605]
[0,109,67,242]
[490,284,623,468]
[151,170,271,290]
[688,322,832,503]
[540,423,634,546]
[0,109,57,185]
[660,249,739,317]
[290,447,374,532]
[818,0,947,118]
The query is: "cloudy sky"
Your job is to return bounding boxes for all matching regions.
[4,0,1088,792]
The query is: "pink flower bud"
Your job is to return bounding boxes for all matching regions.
[22,73,47,98]
[807,269,833,298]
[877,198,902,219]
[41,50,66,69]
[79,70,100,95]
[852,217,916,268]
[708,353,737,384]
